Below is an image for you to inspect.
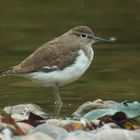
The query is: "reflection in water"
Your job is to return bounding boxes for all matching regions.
[0,0,140,115]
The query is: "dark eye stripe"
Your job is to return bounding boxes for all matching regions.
[87,36,93,39]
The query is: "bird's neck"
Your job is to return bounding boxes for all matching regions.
[80,44,94,62]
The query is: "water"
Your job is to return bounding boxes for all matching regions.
[0,0,140,115]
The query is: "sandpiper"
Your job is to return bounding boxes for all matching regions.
[0,26,112,114]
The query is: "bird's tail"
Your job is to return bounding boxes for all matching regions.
[0,67,13,76]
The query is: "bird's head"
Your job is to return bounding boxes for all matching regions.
[71,26,113,46]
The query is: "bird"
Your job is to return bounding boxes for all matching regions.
[0,26,112,115]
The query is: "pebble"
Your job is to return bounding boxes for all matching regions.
[0,123,16,134]
[13,132,55,140]
[46,119,71,127]
[0,100,139,140]
[17,122,34,134]
[4,104,47,121]
[94,128,140,140]
[46,119,82,127]
[73,99,118,116]
[57,128,140,140]
[29,123,68,139]
[57,130,95,140]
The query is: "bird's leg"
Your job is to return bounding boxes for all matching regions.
[53,84,62,105]
[53,83,62,116]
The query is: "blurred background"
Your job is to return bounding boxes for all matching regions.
[0,0,140,115]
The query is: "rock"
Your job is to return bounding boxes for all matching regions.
[16,122,34,134]
[46,119,82,127]
[57,127,140,140]
[4,104,47,121]
[46,119,98,131]
[0,123,16,133]
[13,132,55,140]
[29,123,68,139]
[46,119,72,127]
[94,128,140,140]
[82,101,140,120]
[11,113,29,121]
[63,121,84,132]
[0,123,15,140]
[57,130,95,140]
[73,99,118,116]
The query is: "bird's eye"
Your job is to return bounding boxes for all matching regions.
[81,33,87,38]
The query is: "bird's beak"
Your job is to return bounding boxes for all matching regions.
[94,37,114,44]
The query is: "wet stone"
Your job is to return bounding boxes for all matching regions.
[82,101,140,120]
[0,123,16,134]
[73,99,118,116]
[29,123,68,139]
[94,128,140,140]
[16,122,34,134]
[3,104,47,121]
[13,132,55,140]
[0,99,139,140]
[57,130,95,140]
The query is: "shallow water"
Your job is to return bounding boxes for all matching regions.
[0,0,140,115]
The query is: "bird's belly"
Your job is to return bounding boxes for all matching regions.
[23,50,94,87]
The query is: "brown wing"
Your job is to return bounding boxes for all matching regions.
[1,42,79,75]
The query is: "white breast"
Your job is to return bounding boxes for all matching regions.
[24,49,94,87]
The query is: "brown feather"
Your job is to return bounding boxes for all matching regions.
[1,26,94,75]
[1,39,80,75]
